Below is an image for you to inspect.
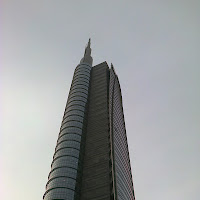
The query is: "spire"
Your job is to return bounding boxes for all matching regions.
[80,38,93,66]
[88,38,91,49]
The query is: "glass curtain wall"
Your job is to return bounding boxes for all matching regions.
[43,63,92,200]
[109,66,135,200]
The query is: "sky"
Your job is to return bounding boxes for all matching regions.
[1,0,200,200]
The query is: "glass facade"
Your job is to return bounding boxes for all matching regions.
[43,63,92,200]
[109,66,135,200]
[43,40,135,200]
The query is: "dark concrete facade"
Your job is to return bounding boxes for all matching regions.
[80,62,111,200]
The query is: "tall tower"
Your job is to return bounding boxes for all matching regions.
[43,40,135,200]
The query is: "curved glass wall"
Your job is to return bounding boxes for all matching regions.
[44,188,77,200]
[54,148,80,160]
[109,67,135,200]
[43,63,92,200]
[57,134,82,144]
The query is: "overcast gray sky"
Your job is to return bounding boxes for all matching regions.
[1,1,200,200]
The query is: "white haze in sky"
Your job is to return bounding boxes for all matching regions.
[1,1,200,200]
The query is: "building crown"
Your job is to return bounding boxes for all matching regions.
[80,38,93,66]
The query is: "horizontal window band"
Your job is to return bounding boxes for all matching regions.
[75,65,91,71]
[75,63,91,70]
[72,79,90,86]
[51,163,79,173]
[65,104,85,113]
[51,155,79,169]
[68,93,88,100]
[61,119,83,127]
[43,187,77,199]
[69,90,88,98]
[60,124,83,132]
[53,154,79,162]
[66,102,86,110]
[46,175,77,188]
[72,76,90,83]
[75,63,92,70]
[71,85,89,93]
[67,97,87,105]
[48,166,80,179]
[61,122,83,131]
[73,79,89,86]
[51,153,80,162]
[75,65,91,72]
[61,123,83,132]
[68,94,89,102]
[73,75,90,82]
[69,89,88,97]
[72,79,89,86]
[72,75,90,82]
[64,106,86,113]
[70,85,89,93]
[73,73,90,80]
[68,95,88,102]
[58,132,82,142]
[62,119,84,126]
[53,145,81,156]
[75,69,91,76]
[62,114,84,123]
[64,108,85,117]
[68,91,88,99]
[55,147,80,155]
[65,104,86,112]
[51,154,80,168]
[59,129,83,138]
[53,148,80,160]
[71,81,89,89]
[63,109,85,119]
[56,141,80,150]
[63,114,84,122]
[64,105,86,113]
[55,140,81,152]
[56,138,81,147]
[61,115,84,123]
[65,106,86,114]
[54,145,80,153]
[76,63,92,70]
[46,179,76,193]
[74,69,90,76]
[73,72,90,80]
[75,66,91,72]
[71,81,89,90]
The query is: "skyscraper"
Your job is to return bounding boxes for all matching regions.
[43,40,135,200]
